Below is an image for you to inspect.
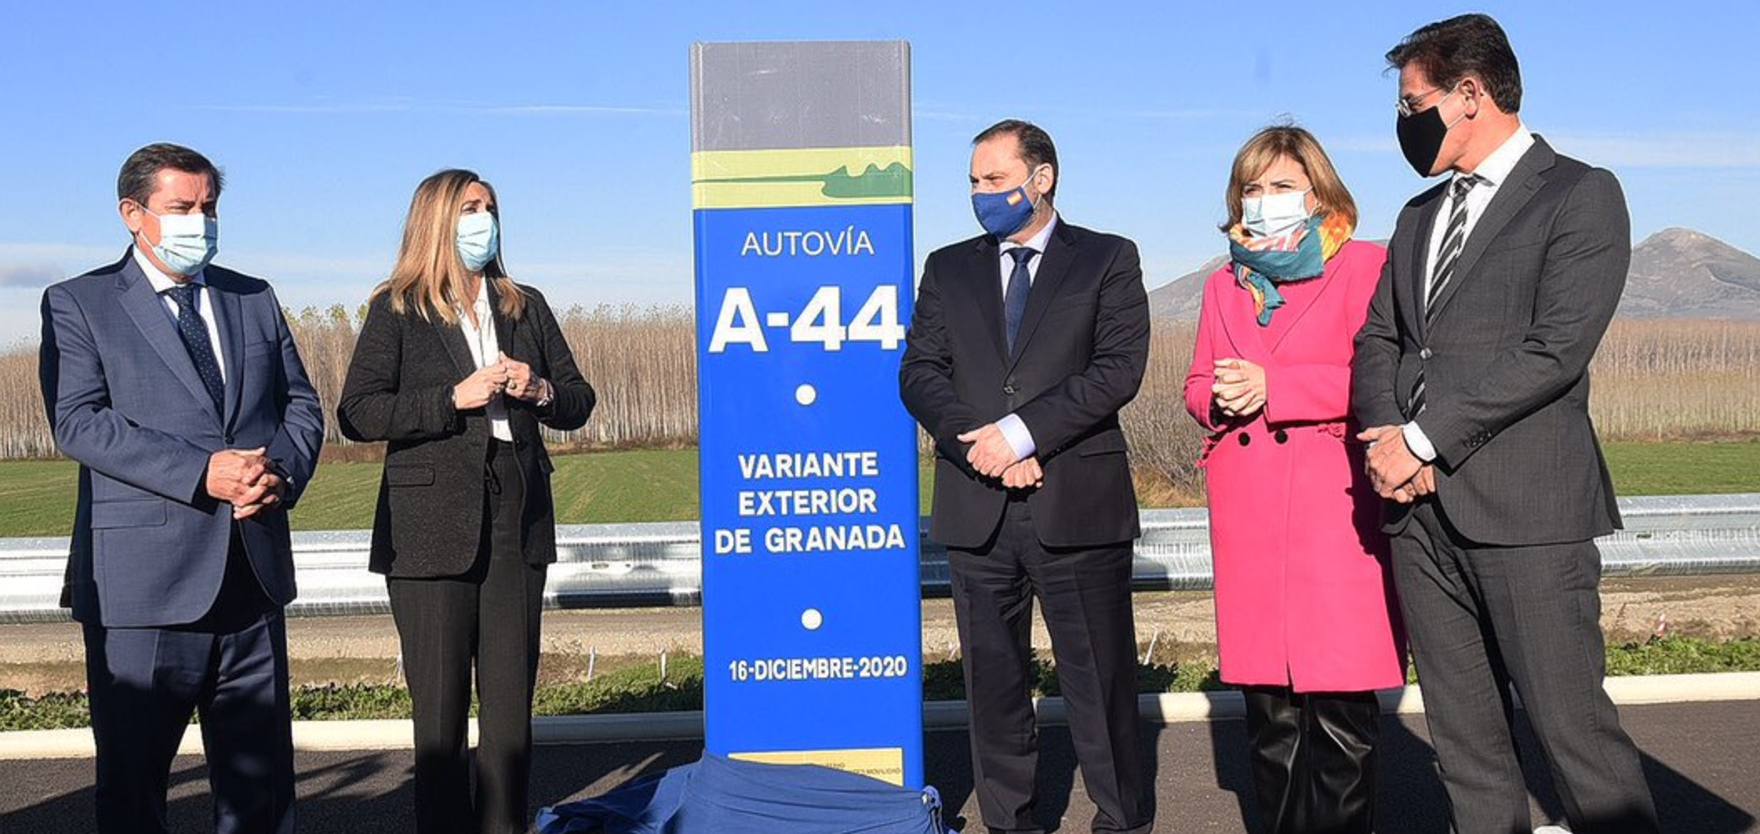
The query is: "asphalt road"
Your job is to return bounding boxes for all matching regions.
[3,700,1754,833]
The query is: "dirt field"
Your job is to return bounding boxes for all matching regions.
[2,576,1755,696]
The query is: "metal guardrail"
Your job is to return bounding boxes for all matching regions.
[2,494,1757,623]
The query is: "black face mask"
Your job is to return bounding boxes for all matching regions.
[1396,104,1451,177]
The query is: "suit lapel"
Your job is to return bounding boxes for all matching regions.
[1006,221,1076,370]
[1265,254,1344,355]
[114,256,220,422]
[1407,189,1444,341]
[1426,138,1555,326]
[207,274,246,430]
[964,237,1009,362]
[486,279,515,362]
[438,317,477,379]
[1213,265,1272,366]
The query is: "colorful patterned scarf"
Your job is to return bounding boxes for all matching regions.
[1227,211,1354,326]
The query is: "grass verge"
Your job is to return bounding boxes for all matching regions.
[3,636,1755,732]
[3,440,1760,537]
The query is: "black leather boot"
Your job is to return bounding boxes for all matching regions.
[1300,691,1381,834]
[1243,685,1304,834]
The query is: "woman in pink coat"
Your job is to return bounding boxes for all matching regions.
[1184,126,1404,834]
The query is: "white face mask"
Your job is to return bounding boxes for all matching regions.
[1242,190,1311,239]
[140,209,219,275]
[456,212,499,272]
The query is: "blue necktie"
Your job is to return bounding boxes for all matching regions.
[1004,247,1037,353]
[165,283,225,416]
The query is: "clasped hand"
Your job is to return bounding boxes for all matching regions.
[1212,358,1266,418]
[1357,425,1435,504]
[205,447,284,519]
[956,423,1043,490]
[455,353,545,410]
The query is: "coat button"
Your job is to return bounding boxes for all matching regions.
[1274,430,1288,444]
[223,434,234,444]
[1003,385,1016,396]
[1420,347,1433,360]
[1238,433,1251,447]
[515,438,528,450]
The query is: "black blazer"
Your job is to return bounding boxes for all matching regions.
[338,282,595,577]
[1352,136,1627,546]
[900,220,1151,549]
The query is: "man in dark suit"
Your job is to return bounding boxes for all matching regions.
[39,143,324,834]
[901,120,1150,834]
[1352,15,1658,834]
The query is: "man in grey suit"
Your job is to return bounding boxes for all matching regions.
[1352,15,1659,834]
[39,143,324,833]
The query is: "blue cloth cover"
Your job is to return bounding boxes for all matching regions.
[537,752,945,834]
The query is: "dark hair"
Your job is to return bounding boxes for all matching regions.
[116,143,225,206]
[973,119,1058,202]
[1386,13,1523,114]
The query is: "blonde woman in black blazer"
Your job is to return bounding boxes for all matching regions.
[338,169,594,834]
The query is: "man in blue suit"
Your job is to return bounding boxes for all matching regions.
[38,143,324,834]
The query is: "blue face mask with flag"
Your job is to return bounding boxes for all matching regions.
[971,166,1045,238]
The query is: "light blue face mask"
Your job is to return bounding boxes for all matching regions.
[1242,190,1311,239]
[139,209,218,275]
[456,211,499,272]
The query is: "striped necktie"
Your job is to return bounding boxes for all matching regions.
[1409,174,1483,416]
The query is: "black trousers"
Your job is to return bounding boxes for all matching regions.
[388,440,546,834]
[1392,500,1658,834]
[1242,686,1380,834]
[84,535,291,834]
[948,499,1148,834]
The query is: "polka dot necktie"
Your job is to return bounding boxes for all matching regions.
[165,283,225,416]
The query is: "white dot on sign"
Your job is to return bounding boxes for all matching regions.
[801,608,823,630]
[795,384,817,406]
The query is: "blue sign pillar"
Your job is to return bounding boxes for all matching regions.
[690,41,922,787]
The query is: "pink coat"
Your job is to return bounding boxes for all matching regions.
[1184,239,1405,692]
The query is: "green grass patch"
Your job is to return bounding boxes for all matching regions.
[0,689,90,731]
[0,460,83,539]
[0,449,706,537]
[3,638,1752,731]
[1601,439,1760,496]
[2,440,1757,537]
[1605,635,1760,676]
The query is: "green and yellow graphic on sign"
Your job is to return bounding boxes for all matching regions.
[692,146,913,209]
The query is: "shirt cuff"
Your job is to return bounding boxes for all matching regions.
[997,413,1036,461]
[1401,421,1437,462]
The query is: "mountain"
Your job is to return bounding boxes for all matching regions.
[1147,229,1760,320]
[1618,228,1760,319]
[1146,255,1226,320]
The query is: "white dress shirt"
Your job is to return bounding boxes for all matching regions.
[134,246,226,384]
[994,214,1059,461]
[1404,124,1535,462]
[458,279,513,442]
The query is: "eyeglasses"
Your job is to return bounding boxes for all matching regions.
[1395,83,1458,118]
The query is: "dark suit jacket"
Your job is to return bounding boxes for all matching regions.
[337,282,595,577]
[1352,136,1628,546]
[900,220,1151,549]
[39,251,325,627]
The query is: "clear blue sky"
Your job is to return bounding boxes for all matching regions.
[2,0,1755,345]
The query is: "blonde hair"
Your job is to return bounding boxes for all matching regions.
[1220,126,1358,232]
[374,168,526,323]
